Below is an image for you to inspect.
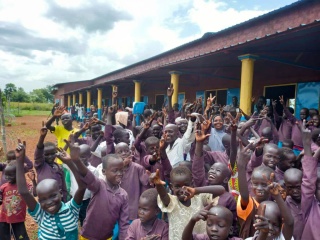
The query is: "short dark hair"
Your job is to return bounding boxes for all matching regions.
[102,154,122,169]
[288,107,294,114]
[170,166,192,181]
[278,147,294,162]
[253,165,274,178]
[140,188,159,209]
[143,109,153,118]
[145,136,159,148]
[44,142,56,149]
[113,129,127,140]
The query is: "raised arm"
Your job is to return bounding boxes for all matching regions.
[34,125,48,167]
[16,141,37,211]
[149,169,170,207]
[237,142,253,208]
[45,106,65,132]
[229,120,238,169]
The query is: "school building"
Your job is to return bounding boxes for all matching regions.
[53,0,320,119]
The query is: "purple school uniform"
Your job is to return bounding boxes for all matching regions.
[125,218,169,240]
[275,167,284,182]
[133,136,148,165]
[284,109,302,147]
[142,155,172,183]
[192,154,238,235]
[205,151,229,166]
[274,108,294,142]
[120,162,149,220]
[76,136,104,167]
[192,234,242,240]
[285,196,303,240]
[104,124,116,154]
[34,147,68,202]
[254,118,279,144]
[0,156,33,185]
[301,155,320,239]
[81,169,129,240]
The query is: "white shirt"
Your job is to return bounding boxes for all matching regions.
[166,120,195,167]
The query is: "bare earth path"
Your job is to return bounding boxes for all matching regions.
[3,115,61,239]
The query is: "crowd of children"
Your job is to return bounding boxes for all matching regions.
[1,83,320,240]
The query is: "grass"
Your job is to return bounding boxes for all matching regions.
[8,109,51,116]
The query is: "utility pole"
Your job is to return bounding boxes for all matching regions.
[0,89,7,155]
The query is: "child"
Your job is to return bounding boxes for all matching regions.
[182,205,242,240]
[126,188,169,240]
[299,122,320,239]
[150,166,225,240]
[72,150,129,240]
[34,124,68,202]
[0,150,33,185]
[237,142,275,238]
[250,200,294,239]
[68,144,99,226]
[284,168,303,240]
[275,148,295,181]
[0,161,30,240]
[16,139,86,239]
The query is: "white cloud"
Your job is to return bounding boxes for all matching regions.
[0,0,292,92]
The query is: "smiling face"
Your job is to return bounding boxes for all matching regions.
[206,206,233,240]
[37,179,62,215]
[313,115,320,127]
[213,116,223,130]
[207,163,230,186]
[152,124,162,139]
[164,124,179,144]
[61,113,72,128]
[263,146,280,170]
[115,143,131,166]
[176,119,188,134]
[299,108,309,121]
[44,145,56,165]
[138,197,159,224]
[91,125,101,140]
[102,157,124,187]
[251,170,270,203]
[170,173,192,203]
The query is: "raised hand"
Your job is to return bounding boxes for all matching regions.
[263,173,280,196]
[112,91,118,98]
[40,121,48,136]
[15,139,26,160]
[237,141,253,166]
[181,186,196,201]
[63,134,80,160]
[147,169,166,185]
[253,204,269,233]
[279,95,285,105]
[195,127,211,143]
[201,115,212,132]
[206,94,216,108]
[56,147,71,163]
[191,202,214,222]
[167,83,174,97]
[27,169,36,182]
[272,99,277,107]
[159,137,168,151]
[53,106,65,117]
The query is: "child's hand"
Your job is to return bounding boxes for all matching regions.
[195,128,211,143]
[263,173,280,196]
[237,141,253,166]
[200,115,212,131]
[191,202,214,222]
[271,99,277,107]
[27,169,36,182]
[159,137,168,151]
[206,94,216,108]
[141,235,161,240]
[167,83,174,97]
[147,169,166,185]
[53,106,65,117]
[279,95,285,105]
[254,204,269,233]
[182,186,196,201]
[40,121,48,136]
[63,134,80,160]
[56,147,71,162]
[15,139,26,160]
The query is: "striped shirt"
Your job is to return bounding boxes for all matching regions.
[28,198,81,240]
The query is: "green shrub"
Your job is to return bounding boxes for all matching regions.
[10,102,53,111]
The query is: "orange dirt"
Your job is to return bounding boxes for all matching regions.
[3,115,65,239]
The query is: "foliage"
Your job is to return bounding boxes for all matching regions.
[10,102,53,111]
[4,83,54,103]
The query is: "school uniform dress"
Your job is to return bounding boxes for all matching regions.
[125,218,169,240]
[28,199,81,240]
[301,155,320,239]
[80,170,129,240]
[157,193,218,240]
[285,196,303,240]
[34,147,68,202]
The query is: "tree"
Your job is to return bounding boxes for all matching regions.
[4,83,17,99]
[29,89,46,103]
[11,88,30,102]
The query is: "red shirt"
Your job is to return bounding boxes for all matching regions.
[0,182,30,223]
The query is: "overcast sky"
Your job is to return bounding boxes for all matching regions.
[0,0,298,92]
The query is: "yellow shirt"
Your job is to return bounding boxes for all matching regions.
[53,125,80,164]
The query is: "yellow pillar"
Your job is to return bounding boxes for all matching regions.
[97,88,102,119]
[169,71,181,106]
[133,80,141,102]
[238,54,258,115]
[67,95,71,107]
[86,90,91,112]
[79,92,83,105]
[72,94,76,105]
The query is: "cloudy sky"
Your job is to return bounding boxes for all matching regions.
[0,0,298,92]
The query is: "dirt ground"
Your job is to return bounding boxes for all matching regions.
[2,115,64,239]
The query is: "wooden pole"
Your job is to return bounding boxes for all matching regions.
[0,89,7,155]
